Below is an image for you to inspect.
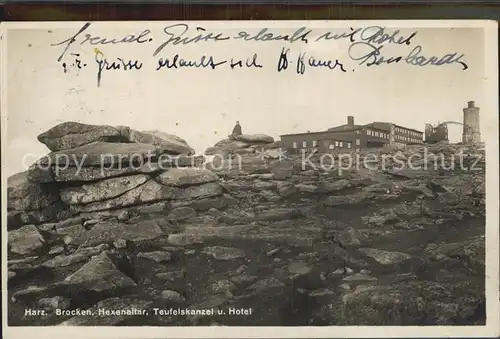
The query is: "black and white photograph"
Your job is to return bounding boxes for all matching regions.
[1,20,499,338]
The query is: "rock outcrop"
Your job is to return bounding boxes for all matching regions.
[7,124,486,327]
[7,121,208,230]
[205,133,283,160]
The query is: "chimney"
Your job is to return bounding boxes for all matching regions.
[468,101,475,108]
[347,116,354,126]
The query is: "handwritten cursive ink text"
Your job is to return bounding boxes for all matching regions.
[156,54,227,71]
[235,27,311,44]
[52,22,152,62]
[95,53,143,87]
[153,24,230,57]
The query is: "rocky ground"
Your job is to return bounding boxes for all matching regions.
[7,122,486,326]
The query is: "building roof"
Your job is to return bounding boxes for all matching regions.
[281,130,337,137]
[368,121,423,134]
[281,120,423,138]
[327,124,364,132]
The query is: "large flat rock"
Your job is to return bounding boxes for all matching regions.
[157,168,219,187]
[129,129,194,155]
[37,122,124,151]
[37,122,194,155]
[28,162,161,183]
[235,134,274,144]
[69,180,175,212]
[60,174,151,204]
[70,180,223,213]
[35,142,170,168]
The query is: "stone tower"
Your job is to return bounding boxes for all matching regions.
[462,101,481,144]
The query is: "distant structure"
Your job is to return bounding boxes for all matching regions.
[462,101,481,144]
[425,122,449,144]
[280,116,423,153]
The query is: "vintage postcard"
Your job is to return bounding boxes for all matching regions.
[1,20,499,338]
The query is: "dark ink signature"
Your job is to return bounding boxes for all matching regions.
[94,52,143,87]
[348,42,468,70]
[51,22,152,62]
[153,24,230,57]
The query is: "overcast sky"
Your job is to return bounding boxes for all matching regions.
[2,21,494,176]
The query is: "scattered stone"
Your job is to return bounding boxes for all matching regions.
[288,261,313,276]
[9,225,45,255]
[83,219,100,227]
[256,208,301,221]
[202,246,245,260]
[246,277,286,294]
[160,290,186,303]
[113,239,128,249]
[42,253,90,268]
[49,246,65,255]
[64,252,136,292]
[38,296,71,310]
[212,279,237,296]
[137,251,172,263]
[167,234,204,246]
[12,286,47,302]
[117,210,130,222]
[342,274,378,282]
[309,289,335,297]
[156,271,185,281]
[339,283,351,290]
[266,247,282,257]
[358,248,411,265]
[8,271,16,280]
[295,184,318,193]
[68,220,164,246]
[167,207,197,221]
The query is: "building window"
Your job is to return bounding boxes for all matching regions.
[335,141,339,146]
[347,142,352,148]
[339,141,343,147]
[313,140,317,147]
[329,144,334,150]
[356,130,361,134]
[367,130,371,136]
[302,141,307,148]
[293,142,297,149]
[356,139,360,146]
